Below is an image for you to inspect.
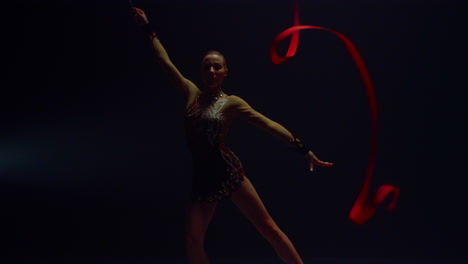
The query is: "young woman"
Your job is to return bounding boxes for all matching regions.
[133,7,333,264]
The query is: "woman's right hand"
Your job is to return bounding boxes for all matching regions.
[133,7,150,26]
[305,151,333,173]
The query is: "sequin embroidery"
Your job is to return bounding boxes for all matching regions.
[185,94,245,202]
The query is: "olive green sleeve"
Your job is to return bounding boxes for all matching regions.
[230,96,299,148]
[149,36,200,101]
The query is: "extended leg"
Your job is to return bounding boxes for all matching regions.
[230,177,304,264]
[185,200,217,264]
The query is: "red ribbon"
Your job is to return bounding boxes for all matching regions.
[271,0,399,225]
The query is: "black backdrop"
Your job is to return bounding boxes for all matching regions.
[2,0,466,262]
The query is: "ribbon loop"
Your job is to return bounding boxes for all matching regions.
[271,0,399,225]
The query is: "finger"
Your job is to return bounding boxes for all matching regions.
[309,162,314,172]
[318,161,333,167]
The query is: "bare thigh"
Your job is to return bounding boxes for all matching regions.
[230,177,278,232]
[185,200,217,240]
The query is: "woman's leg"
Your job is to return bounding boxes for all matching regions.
[185,200,217,264]
[230,177,304,264]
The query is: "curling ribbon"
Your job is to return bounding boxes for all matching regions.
[271,0,399,225]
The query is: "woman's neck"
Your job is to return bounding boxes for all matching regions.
[203,88,224,97]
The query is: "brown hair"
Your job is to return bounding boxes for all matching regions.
[203,50,228,69]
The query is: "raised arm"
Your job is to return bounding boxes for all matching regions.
[134,8,199,101]
[228,95,333,171]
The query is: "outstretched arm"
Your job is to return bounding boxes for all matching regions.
[229,95,333,172]
[133,8,199,101]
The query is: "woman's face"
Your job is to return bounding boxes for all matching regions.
[200,54,228,90]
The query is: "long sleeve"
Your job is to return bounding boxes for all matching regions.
[229,95,298,148]
[143,26,200,101]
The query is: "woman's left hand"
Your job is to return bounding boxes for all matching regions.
[133,7,150,26]
[305,151,333,172]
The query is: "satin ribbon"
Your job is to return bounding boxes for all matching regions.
[271,0,399,225]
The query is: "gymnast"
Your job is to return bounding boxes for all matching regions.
[133,7,333,264]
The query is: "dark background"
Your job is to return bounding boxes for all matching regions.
[2,0,466,263]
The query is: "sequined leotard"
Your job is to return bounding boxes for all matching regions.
[185,93,245,202]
